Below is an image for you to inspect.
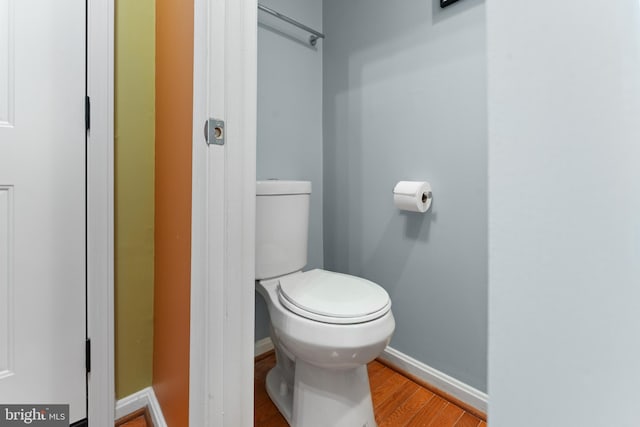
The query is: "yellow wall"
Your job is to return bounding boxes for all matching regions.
[115,0,156,399]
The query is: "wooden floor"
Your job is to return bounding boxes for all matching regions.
[118,417,148,427]
[255,352,487,427]
[115,408,151,427]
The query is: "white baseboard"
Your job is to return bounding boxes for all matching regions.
[255,336,274,356]
[379,346,488,414]
[116,386,168,427]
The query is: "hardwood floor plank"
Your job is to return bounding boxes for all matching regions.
[254,354,279,413]
[405,395,449,427]
[254,380,272,412]
[371,372,410,409]
[254,401,284,427]
[378,387,435,427]
[119,417,147,427]
[454,413,481,427]
[115,408,151,427]
[259,410,288,427]
[368,365,392,389]
[374,381,421,424]
[367,360,387,378]
[255,349,276,363]
[428,403,465,427]
[255,354,276,377]
[377,358,486,421]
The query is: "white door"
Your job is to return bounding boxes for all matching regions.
[0,0,87,422]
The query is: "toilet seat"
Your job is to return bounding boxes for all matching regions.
[277,269,391,324]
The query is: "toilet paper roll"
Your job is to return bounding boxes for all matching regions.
[393,181,432,213]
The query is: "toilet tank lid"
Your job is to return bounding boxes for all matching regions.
[256,180,311,196]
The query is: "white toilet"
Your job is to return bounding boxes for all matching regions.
[256,180,395,427]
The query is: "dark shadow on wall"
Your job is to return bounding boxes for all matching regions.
[360,208,435,295]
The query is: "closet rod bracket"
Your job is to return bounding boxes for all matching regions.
[204,118,225,146]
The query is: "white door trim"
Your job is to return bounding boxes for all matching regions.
[116,387,167,427]
[87,0,115,425]
[190,0,257,425]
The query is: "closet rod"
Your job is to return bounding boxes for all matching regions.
[258,3,325,46]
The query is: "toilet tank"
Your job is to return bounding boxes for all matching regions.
[256,180,311,280]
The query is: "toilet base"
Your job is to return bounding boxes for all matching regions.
[265,365,294,423]
[266,359,377,427]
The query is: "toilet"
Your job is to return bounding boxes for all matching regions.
[256,180,395,427]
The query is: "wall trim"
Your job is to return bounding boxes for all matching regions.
[189,0,257,425]
[116,387,167,427]
[379,346,488,417]
[187,0,208,422]
[87,0,115,424]
[254,337,274,357]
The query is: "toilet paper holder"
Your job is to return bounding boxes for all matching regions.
[392,187,432,202]
[393,181,433,213]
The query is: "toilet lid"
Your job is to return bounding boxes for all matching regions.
[278,269,391,324]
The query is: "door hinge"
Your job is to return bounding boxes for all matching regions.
[85,338,91,374]
[85,96,90,131]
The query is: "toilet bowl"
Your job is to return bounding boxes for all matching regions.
[256,180,395,427]
[257,270,395,427]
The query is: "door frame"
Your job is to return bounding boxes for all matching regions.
[189,0,257,425]
[87,0,115,424]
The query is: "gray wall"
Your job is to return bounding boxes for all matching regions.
[323,0,488,391]
[256,0,324,341]
[488,1,640,425]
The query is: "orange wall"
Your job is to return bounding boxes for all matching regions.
[153,0,193,425]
